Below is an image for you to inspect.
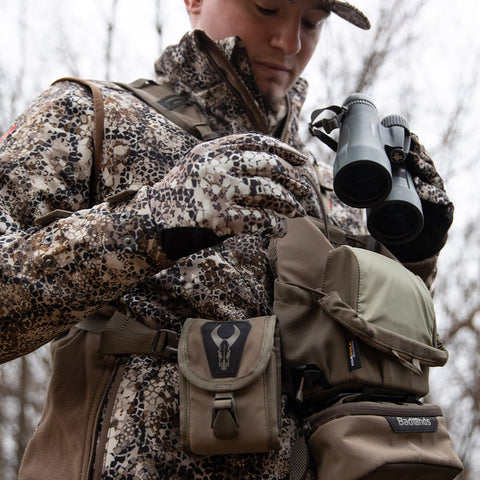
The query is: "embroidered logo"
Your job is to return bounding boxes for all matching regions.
[201,321,251,378]
[158,94,189,110]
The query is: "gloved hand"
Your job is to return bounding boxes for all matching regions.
[385,134,454,262]
[148,133,310,260]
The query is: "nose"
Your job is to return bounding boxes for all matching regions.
[269,19,301,55]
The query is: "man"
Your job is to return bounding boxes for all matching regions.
[0,1,452,478]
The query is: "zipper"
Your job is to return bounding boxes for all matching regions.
[87,357,127,480]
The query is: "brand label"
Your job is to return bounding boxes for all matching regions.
[386,416,438,433]
[346,335,362,371]
[201,321,251,378]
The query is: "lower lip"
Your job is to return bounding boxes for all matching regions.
[255,62,290,76]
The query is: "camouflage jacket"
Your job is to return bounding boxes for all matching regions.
[0,30,431,479]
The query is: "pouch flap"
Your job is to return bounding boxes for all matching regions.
[324,246,436,344]
[269,216,398,290]
[178,316,277,391]
[319,290,448,367]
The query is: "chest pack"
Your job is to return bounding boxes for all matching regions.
[57,77,462,479]
[269,216,462,479]
[271,216,447,405]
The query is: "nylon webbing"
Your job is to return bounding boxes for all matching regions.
[290,428,311,480]
[115,78,220,141]
[76,311,179,359]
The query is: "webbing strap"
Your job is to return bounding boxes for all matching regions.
[290,428,311,480]
[115,78,220,141]
[52,77,104,208]
[308,104,344,153]
[76,311,179,359]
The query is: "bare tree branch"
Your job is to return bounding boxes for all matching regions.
[105,0,120,80]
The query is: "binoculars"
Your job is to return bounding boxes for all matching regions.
[310,93,423,245]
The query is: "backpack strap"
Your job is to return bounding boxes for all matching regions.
[115,78,220,141]
[52,77,219,208]
[52,77,105,208]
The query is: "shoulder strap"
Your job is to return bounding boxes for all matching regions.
[115,78,219,141]
[52,77,104,208]
[52,76,219,208]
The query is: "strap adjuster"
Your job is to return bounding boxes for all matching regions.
[152,329,178,358]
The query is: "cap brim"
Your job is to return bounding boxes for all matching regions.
[328,2,371,30]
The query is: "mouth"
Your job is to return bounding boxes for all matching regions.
[254,60,291,74]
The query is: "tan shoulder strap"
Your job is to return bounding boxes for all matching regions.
[52,77,104,208]
[115,78,219,141]
[76,310,179,359]
[52,77,219,208]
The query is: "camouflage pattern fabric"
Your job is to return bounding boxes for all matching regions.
[0,31,416,479]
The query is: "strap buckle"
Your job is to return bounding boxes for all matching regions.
[292,364,331,403]
[152,329,179,359]
[211,393,239,439]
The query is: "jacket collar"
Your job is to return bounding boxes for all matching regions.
[154,30,308,144]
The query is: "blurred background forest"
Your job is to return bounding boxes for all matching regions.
[1,0,479,478]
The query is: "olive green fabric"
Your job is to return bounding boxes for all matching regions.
[342,246,435,343]
[271,216,448,403]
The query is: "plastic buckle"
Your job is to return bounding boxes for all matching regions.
[152,329,179,359]
[211,393,239,439]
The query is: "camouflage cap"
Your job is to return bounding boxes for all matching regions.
[321,1,371,30]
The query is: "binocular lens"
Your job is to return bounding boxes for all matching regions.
[367,201,424,244]
[334,161,392,208]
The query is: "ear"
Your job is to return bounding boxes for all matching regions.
[184,0,202,16]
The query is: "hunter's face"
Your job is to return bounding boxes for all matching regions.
[185,0,328,102]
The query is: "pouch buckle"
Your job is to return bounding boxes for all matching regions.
[211,392,239,439]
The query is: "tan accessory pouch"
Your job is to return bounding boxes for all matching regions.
[306,400,463,480]
[178,316,281,455]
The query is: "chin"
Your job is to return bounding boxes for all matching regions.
[259,85,289,107]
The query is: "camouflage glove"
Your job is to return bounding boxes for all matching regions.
[385,134,454,262]
[148,133,309,260]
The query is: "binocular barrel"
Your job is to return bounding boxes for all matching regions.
[366,164,424,245]
[312,93,424,244]
[334,95,393,208]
